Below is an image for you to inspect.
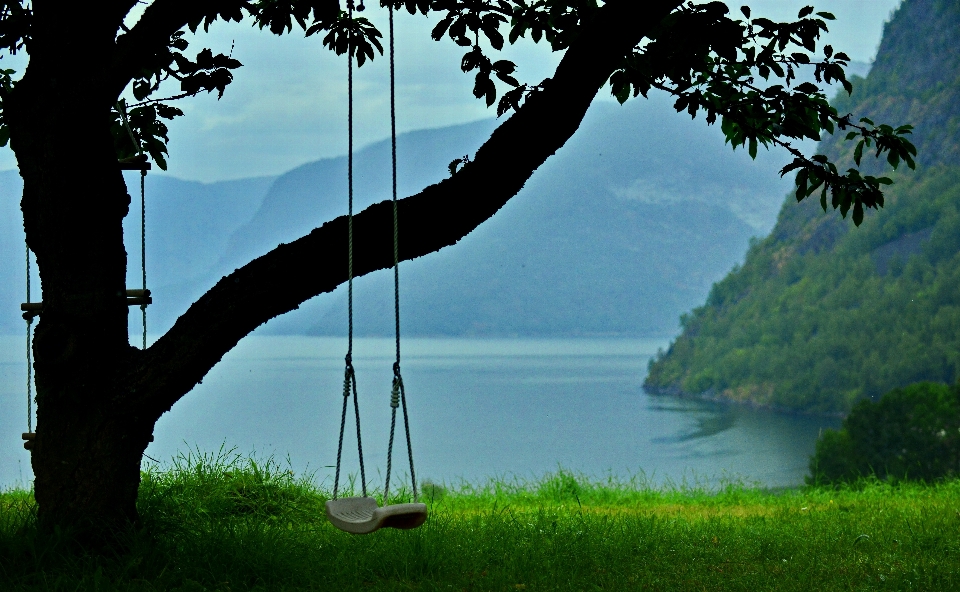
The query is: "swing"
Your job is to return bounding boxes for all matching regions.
[324,1,427,535]
[21,102,152,452]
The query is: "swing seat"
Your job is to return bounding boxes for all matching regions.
[325,497,427,534]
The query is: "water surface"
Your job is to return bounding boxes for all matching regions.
[0,335,840,490]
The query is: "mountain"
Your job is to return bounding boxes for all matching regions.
[222,95,803,338]
[1,81,818,339]
[644,0,960,415]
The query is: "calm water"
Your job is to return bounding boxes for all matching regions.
[0,335,839,490]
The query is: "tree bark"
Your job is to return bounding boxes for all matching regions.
[7,0,680,537]
[9,3,151,535]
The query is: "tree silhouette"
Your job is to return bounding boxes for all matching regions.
[0,0,914,537]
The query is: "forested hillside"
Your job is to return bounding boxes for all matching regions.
[645,0,960,415]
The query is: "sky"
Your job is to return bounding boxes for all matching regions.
[0,0,903,182]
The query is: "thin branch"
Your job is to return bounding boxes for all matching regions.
[130,0,685,418]
[128,91,198,108]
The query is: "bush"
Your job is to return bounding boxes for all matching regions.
[809,381,960,484]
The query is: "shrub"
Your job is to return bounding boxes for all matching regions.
[808,381,960,484]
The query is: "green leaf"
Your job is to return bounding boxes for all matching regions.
[749,137,758,160]
[613,82,630,105]
[854,140,864,166]
[807,177,824,198]
[795,168,809,201]
[798,6,814,18]
[852,201,864,226]
[887,150,901,170]
[904,152,916,170]
[432,17,452,41]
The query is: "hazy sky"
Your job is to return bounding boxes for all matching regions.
[0,0,902,181]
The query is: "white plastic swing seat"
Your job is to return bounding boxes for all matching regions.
[325,497,428,534]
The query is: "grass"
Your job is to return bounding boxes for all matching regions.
[1,449,959,591]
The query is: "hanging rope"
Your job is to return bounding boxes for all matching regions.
[25,245,32,434]
[140,168,147,350]
[118,100,148,350]
[383,2,419,506]
[332,0,368,501]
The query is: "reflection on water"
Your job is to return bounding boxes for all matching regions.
[650,402,739,444]
[0,335,840,490]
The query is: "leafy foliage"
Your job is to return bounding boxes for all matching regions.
[252,0,339,35]
[112,100,184,170]
[609,2,915,226]
[0,1,29,55]
[809,382,960,484]
[0,1,915,214]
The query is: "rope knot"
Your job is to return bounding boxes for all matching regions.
[390,379,400,408]
[342,361,354,398]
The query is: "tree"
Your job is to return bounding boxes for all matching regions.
[0,0,916,537]
[809,381,960,484]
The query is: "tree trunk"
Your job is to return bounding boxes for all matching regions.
[8,4,154,535]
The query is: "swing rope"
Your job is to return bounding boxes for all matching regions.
[25,245,32,434]
[324,1,426,534]
[332,0,368,501]
[140,166,147,350]
[383,2,419,505]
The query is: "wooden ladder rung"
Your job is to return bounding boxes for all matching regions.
[126,288,152,306]
[118,155,152,171]
[20,302,42,321]
[21,289,152,318]
[21,432,150,450]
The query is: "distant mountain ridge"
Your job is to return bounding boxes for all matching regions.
[226,95,801,338]
[644,0,960,415]
[1,89,808,338]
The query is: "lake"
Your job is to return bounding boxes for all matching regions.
[0,335,840,491]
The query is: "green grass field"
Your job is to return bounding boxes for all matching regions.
[1,449,958,591]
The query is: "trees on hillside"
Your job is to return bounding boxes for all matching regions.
[0,0,915,537]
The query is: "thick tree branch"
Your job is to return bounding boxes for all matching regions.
[132,0,684,418]
[109,0,248,99]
